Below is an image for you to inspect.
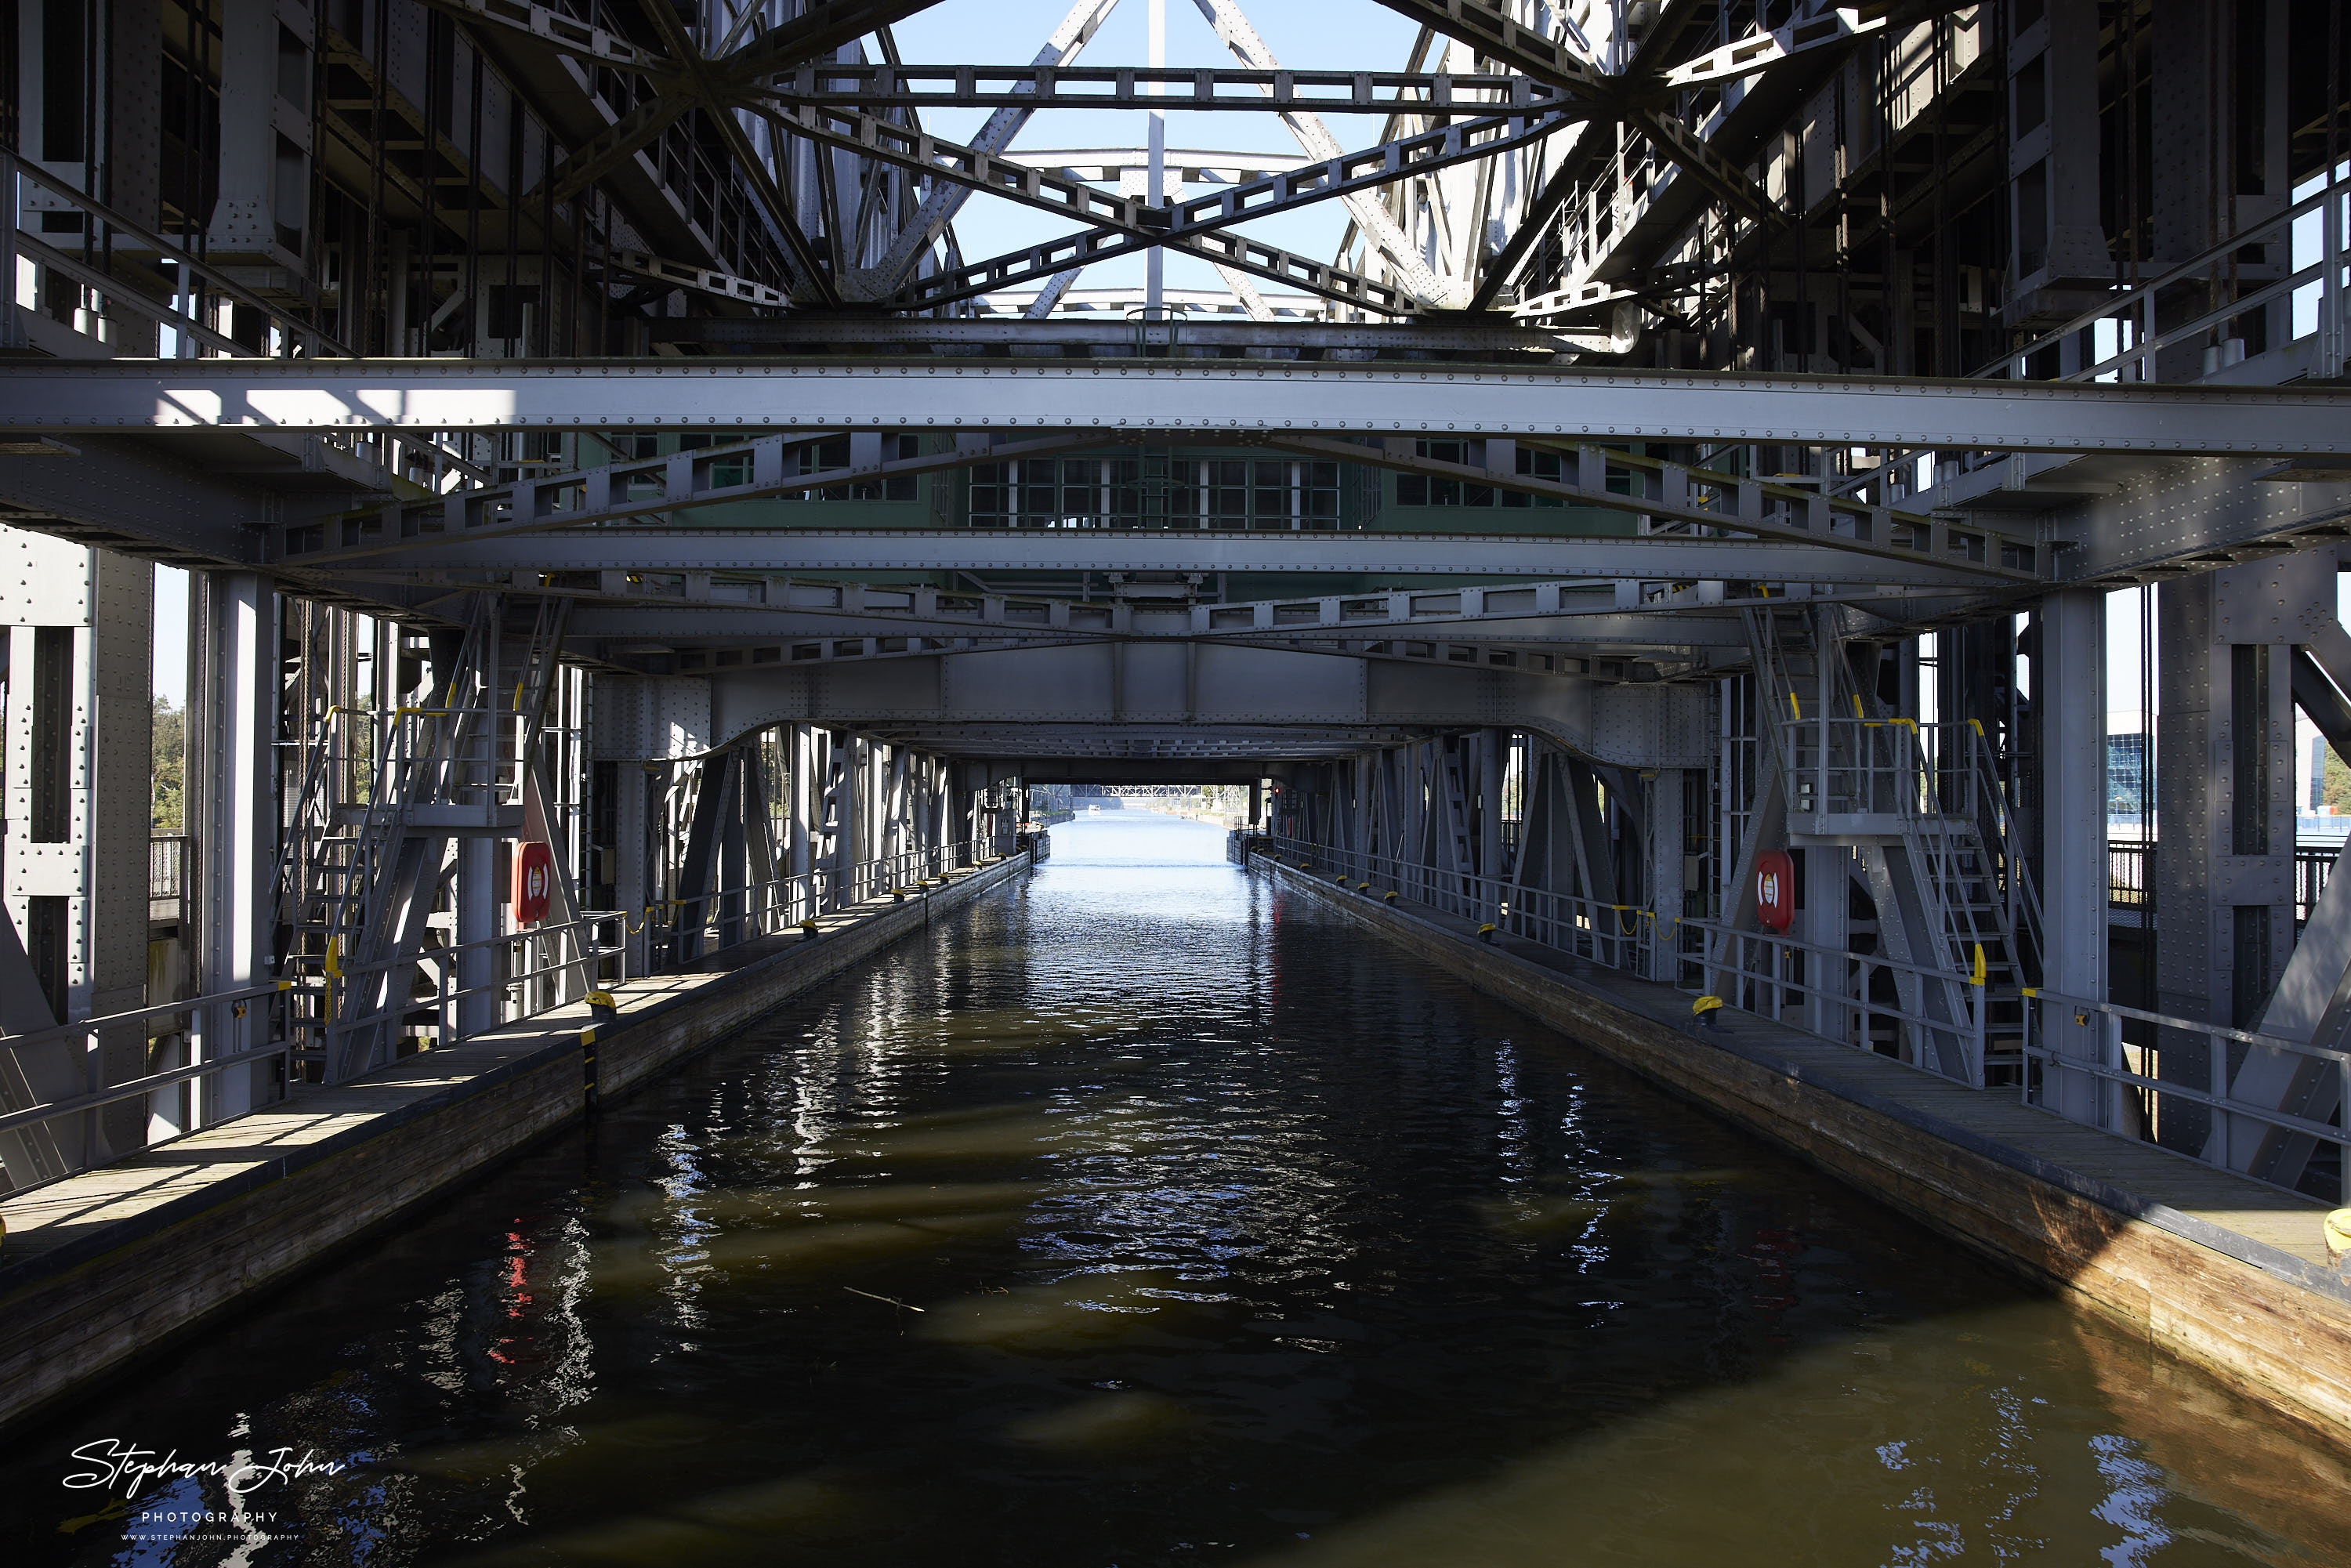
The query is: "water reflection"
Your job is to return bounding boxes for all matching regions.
[2,809,2345,1566]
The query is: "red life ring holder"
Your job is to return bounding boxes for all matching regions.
[1755,849,1795,932]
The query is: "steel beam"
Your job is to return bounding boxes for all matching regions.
[356,527,1994,586]
[898,222,1422,314]
[757,102,1572,268]
[2037,459,2351,581]
[1658,12,1884,92]
[758,63,1576,114]
[855,0,1122,299]
[26,361,2351,457]
[835,106,1567,313]
[542,588,1766,644]
[284,431,1105,566]
[1266,433,2040,583]
[719,1,955,83]
[1368,1,1610,94]
[419,0,671,74]
[2037,589,2111,1124]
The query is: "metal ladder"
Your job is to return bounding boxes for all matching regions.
[1742,604,2033,1083]
[277,594,572,1081]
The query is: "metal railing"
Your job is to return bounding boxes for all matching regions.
[1259,833,2004,1083]
[1686,917,2003,1087]
[2299,844,2340,929]
[2109,840,2150,908]
[289,829,1021,1077]
[148,836,190,901]
[1255,834,2339,1200]
[661,831,1020,957]
[1980,167,2351,385]
[0,982,295,1190]
[1770,710,2041,983]
[2,831,1028,1196]
[2106,840,2338,929]
[2023,990,2349,1204]
[0,153,486,487]
[1260,835,1650,972]
[1831,167,2351,505]
[148,832,189,931]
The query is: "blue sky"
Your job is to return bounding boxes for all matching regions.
[886,0,1425,299]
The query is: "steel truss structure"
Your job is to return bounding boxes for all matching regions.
[3,0,2351,1220]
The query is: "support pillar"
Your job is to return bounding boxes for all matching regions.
[2157,565,2302,1153]
[611,760,652,975]
[788,726,816,919]
[1798,845,1851,1041]
[2,532,152,1164]
[1646,770,1686,983]
[2039,589,2111,1123]
[187,570,274,1124]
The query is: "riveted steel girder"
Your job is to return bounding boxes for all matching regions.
[15,360,2351,456]
[757,63,1577,114]
[332,527,2001,587]
[763,100,1571,306]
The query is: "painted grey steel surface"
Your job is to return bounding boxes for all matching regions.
[8,361,2350,455]
[328,528,2012,586]
[653,317,1592,353]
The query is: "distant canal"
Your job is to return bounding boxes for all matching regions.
[3,808,2346,1566]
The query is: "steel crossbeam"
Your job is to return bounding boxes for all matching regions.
[714,0,951,83]
[20,360,2351,458]
[287,431,1108,565]
[766,103,1573,311]
[418,0,671,74]
[601,248,793,309]
[1263,433,2039,582]
[855,0,1121,299]
[324,569,1953,655]
[541,95,697,209]
[647,315,1582,352]
[301,528,2005,587]
[758,63,1574,113]
[555,594,1767,647]
[1657,9,1885,92]
[901,222,1422,313]
[1368,0,1610,95]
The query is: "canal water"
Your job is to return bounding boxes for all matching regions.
[3,809,2347,1566]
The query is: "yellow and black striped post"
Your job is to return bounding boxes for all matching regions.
[582,990,618,1112]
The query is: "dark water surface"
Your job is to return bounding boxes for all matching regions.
[5,812,2348,1566]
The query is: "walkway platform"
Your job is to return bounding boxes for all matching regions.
[0,852,1033,1434]
[1255,855,2351,1453]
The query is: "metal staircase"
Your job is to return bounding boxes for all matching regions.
[276,594,572,1082]
[1743,605,2038,1084]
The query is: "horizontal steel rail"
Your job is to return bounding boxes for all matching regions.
[1262,834,2004,1082]
[2,834,1024,1194]
[1685,917,2000,1086]
[1259,831,2343,1200]
[15,360,2348,457]
[757,63,1578,112]
[1979,169,2351,381]
[1259,834,1650,972]
[329,527,2028,588]
[2023,989,2350,1202]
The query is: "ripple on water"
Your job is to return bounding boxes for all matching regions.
[2,811,2346,1567]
